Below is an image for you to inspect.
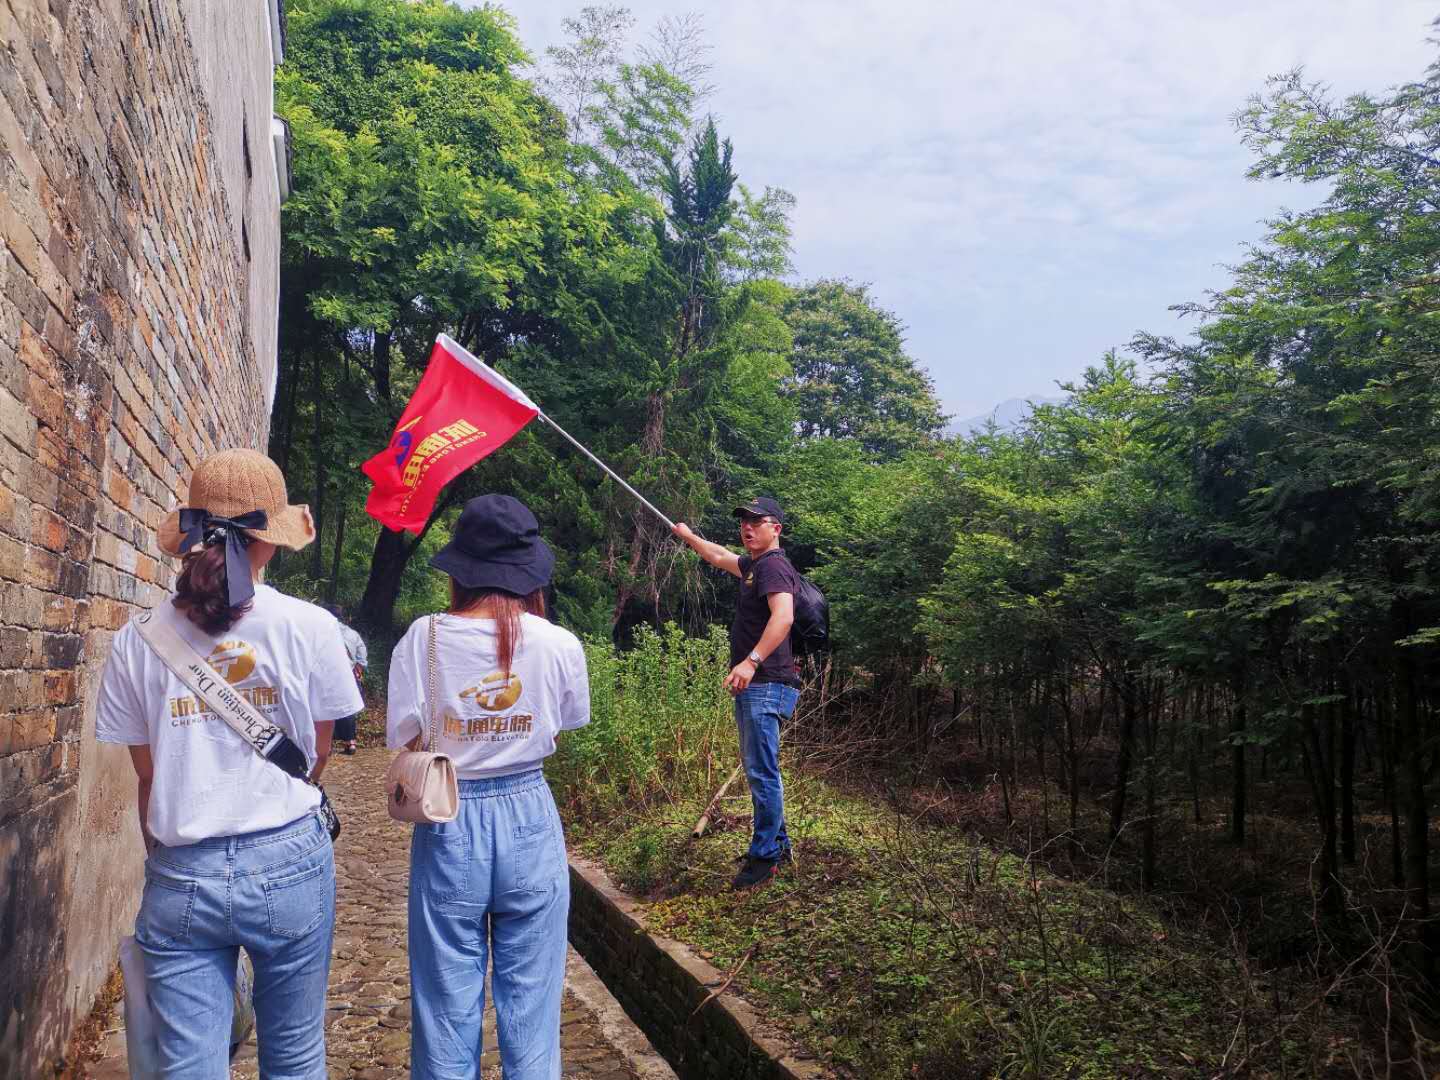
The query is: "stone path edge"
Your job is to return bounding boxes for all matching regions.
[564,946,678,1080]
[567,855,830,1080]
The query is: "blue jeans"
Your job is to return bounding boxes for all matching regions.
[408,770,570,1080]
[735,682,801,861]
[136,812,335,1078]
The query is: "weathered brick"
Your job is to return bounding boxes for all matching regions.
[22,543,59,589]
[3,2,279,1073]
[0,710,57,755]
[105,464,134,512]
[40,594,75,632]
[92,529,119,567]
[56,557,87,598]
[0,383,36,451]
[53,704,82,742]
[0,532,22,580]
[0,624,30,666]
[44,669,75,705]
[30,503,66,552]
[40,632,81,668]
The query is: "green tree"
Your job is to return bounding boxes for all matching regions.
[781,280,947,459]
[273,0,644,630]
[724,183,796,282]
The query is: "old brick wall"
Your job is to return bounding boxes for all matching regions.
[0,1,282,1074]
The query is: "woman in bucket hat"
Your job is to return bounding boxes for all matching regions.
[386,494,590,1080]
[96,448,363,1077]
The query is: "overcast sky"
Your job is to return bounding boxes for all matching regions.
[489,2,1437,421]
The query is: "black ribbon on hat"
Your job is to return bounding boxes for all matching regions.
[176,508,268,607]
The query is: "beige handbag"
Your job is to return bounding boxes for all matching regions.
[385,616,459,823]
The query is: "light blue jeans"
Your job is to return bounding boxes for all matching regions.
[136,812,335,1078]
[408,770,570,1080]
[736,681,801,861]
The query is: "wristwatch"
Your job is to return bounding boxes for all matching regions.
[747,651,762,665]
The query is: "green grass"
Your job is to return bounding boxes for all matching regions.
[551,626,1385,1079]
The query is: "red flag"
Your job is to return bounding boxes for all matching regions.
[362,334,540,533]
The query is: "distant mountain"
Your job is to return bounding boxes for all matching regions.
[949,395,1066,437]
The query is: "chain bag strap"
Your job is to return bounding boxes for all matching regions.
[426,614,439,750]
[385,614,460,823]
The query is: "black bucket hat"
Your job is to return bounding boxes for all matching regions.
[430,494,555,594]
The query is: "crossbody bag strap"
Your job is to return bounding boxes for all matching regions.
[133,609,310,779]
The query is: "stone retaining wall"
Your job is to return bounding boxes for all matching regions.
[568,857,827,1080]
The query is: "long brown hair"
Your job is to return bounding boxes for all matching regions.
[173,546,253,634]
[449,584,545,678]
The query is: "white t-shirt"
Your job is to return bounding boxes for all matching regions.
[338,622,368,668]
[386,612,590,778]
[96,584,364,847]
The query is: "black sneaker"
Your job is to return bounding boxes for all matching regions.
[735,849,792,866]
[732,855,780,890]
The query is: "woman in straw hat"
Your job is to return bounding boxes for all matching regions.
[96,448,363,1077]
[387,494,589,1080]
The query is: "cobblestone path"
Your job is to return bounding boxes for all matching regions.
[92,749,669,1080]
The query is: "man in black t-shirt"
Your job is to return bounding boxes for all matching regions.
[673,496,801,889]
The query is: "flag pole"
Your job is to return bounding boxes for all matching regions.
[536,412,676,530]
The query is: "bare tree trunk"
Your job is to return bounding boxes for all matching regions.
[1230,672,1248,845]
[1141,677,1160,891]
[1396,656,1429,920]
[1299,695,1342,921]
[612,391,666,633]
[357,488,461,633]
[373,330,392,405]
[1109,668,1137,841]
[326,502,347,606]
[276,352,301,474]
[1340,676,1357,865]
[1378,685,1404,887]
[1191,685,1203,826]
[310,348,327,579]
[358,528,408,633]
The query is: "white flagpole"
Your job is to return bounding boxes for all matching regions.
[535,412,676,531]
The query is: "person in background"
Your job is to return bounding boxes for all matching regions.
[672,496,801,889]
[387,494,589,1080]
[96,448,362,1076]
[327,604,368,754]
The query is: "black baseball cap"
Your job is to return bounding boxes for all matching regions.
[732,496,784,523]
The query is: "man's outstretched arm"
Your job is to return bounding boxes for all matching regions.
[672,523,742,578]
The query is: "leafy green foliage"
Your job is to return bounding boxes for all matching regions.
[548,623,734,817]
[781,280,948,460]
[273,10,1440,1069]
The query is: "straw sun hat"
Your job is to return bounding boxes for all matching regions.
[157,448,316,557]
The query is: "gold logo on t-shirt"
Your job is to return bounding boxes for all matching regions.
[207,640,257,684]
[170,639,277,725]
[460,671,523,712]
[745,574,754,586]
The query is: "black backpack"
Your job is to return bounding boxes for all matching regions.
[756,551,830,657]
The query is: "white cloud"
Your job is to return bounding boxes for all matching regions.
[490,0,1437,415]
